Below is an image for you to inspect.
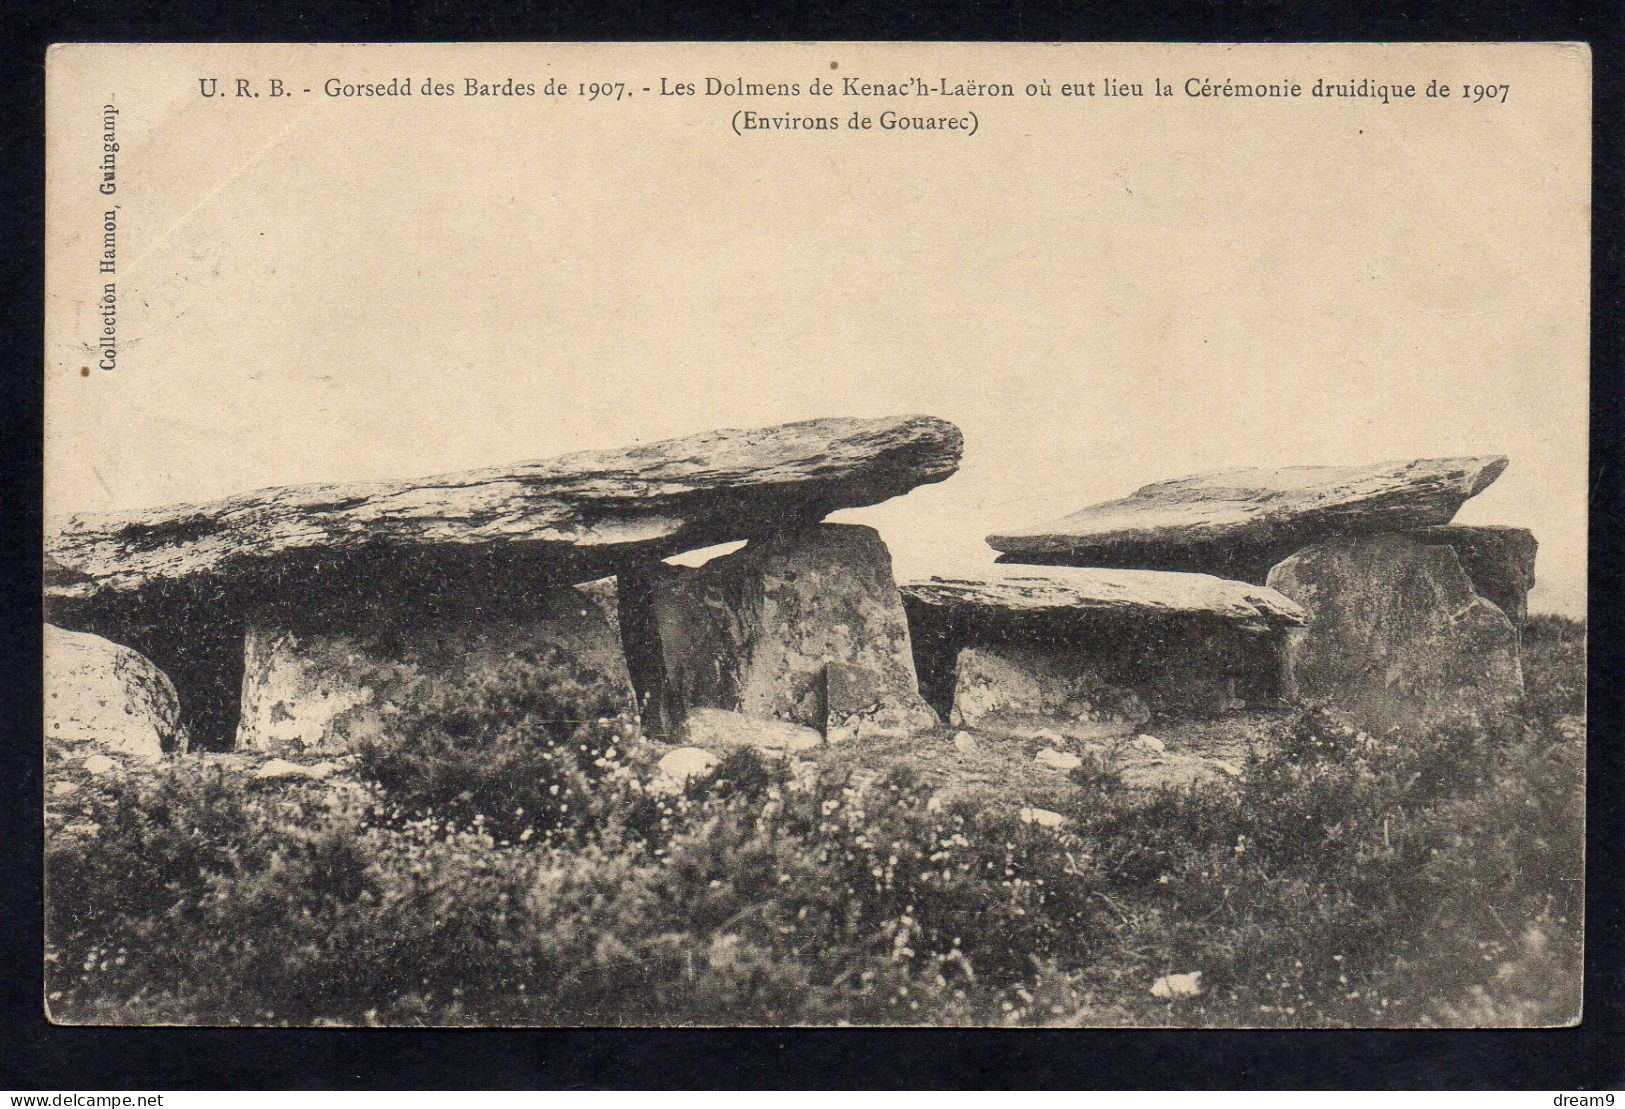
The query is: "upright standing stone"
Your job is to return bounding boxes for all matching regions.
[1266,533,1523,734]
[948,644,1150,740]
[621,524,938,741]
[44,624,184,761]
[236,581,636,752]
[1409,525,1538,629]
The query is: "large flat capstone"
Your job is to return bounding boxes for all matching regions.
[902,566,1307,633]
[1266,533,1523,734]
[621,524,938,742]
[46,415,962,611]
[236,581,636,753]
[987,456,1508,583]
[902,567,1307,723]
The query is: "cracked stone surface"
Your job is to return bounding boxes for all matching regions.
[951,645,1150,741]
[46,415,963,610]
[1266,533,1523,734]
[621,523,937,741]
[1409,525,1537,629]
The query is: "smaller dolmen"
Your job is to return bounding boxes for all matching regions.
[984,455,1533,734]
[901,567,1306,739]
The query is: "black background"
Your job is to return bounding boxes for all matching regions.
[2,0,1620,1090]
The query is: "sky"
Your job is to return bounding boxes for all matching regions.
[46,43,1589,615]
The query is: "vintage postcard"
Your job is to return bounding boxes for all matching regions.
[43,42,1588,1027]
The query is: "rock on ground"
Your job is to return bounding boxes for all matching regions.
[620,523,938,741]
[44,624,184,761]
[1035,747,1083,771]
[1267,533,1523,734]
[81,754,119,776]
[1410,525,1537,629]
[987,456,1508,582]
[251,758,340,782]
[1150,972,1204,1000]
[652,747,720,793]
[1018,807,1068,829]
[236,581,635,752]
[680,707,823,754]
[951,645,1149,741]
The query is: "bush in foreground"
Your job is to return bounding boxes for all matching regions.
[46,619,1586,1026]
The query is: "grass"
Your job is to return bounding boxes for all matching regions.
[44,618,1585,1027]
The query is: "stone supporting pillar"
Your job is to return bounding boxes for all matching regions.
[1266,533,1523,735]
[619,524,938,743]
[236,580,636,752]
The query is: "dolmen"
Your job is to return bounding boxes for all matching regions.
[985,456,1532,734]
[902,567,1307,739]
[44,415,961,754]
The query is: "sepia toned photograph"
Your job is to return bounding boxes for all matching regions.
[41,41,1589,1029]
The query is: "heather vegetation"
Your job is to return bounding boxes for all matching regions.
[45,620,1585,1027]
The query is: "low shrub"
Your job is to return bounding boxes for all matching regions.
[1521,614,1587,724]
[1066,702,1583,1026]
[351,646,656,845]
[46,751,1113,1025]
[46,619,1586,1026]
[47,763,380,1024]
